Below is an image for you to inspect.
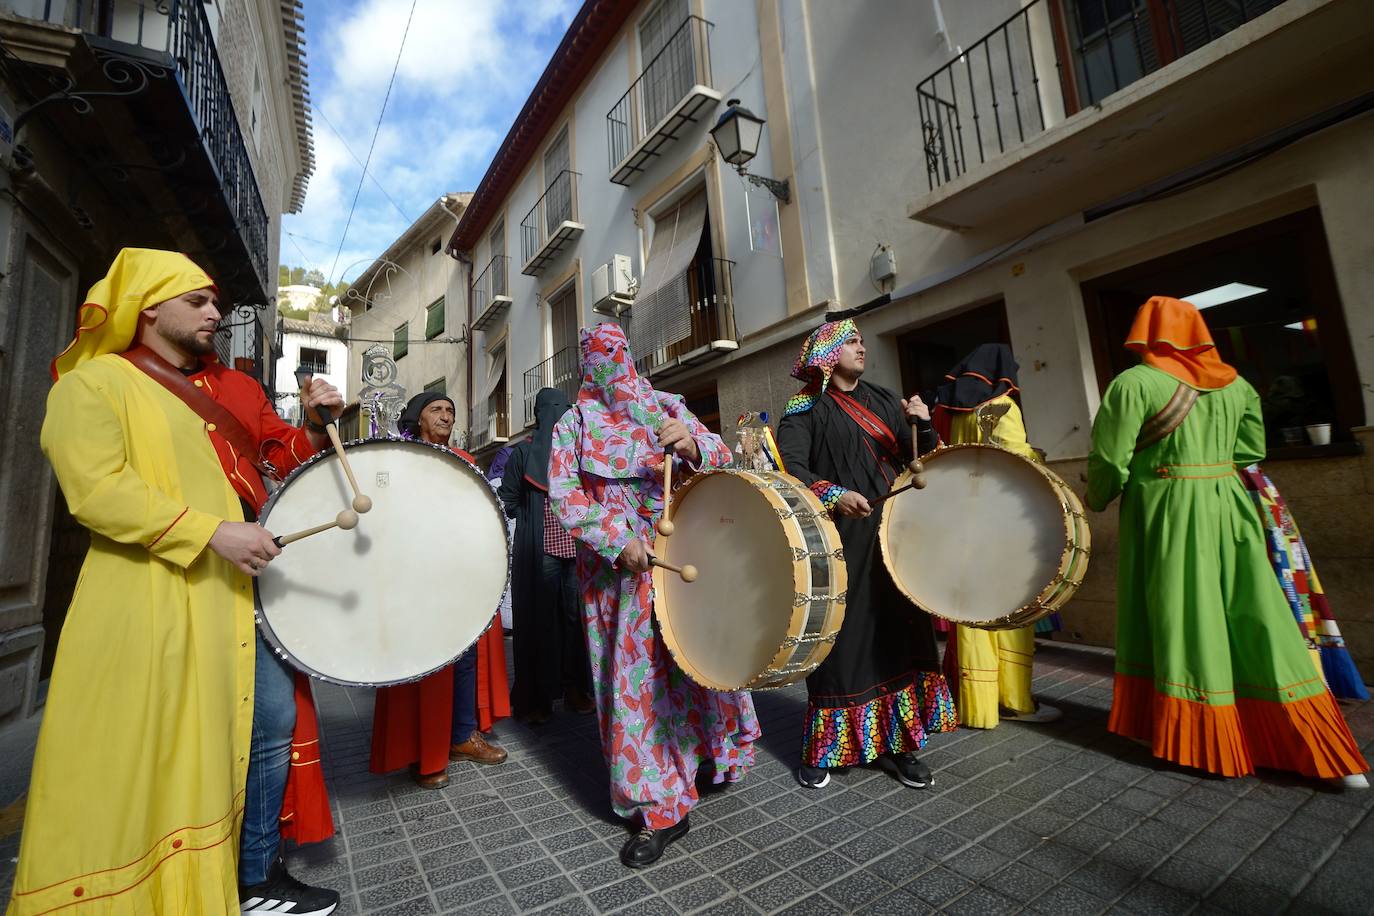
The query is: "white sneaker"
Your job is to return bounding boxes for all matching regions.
[1339,773,1369,790]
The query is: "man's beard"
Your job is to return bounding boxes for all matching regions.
[166,325,218,356]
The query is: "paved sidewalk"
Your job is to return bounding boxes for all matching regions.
[3,641,1373,914]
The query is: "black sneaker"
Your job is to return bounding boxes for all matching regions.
[620,815,690,868]
[240,859,339,915]
[887,752,933,789]
[795,764,831,789]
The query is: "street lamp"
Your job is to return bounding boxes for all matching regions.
[710,98,790,205]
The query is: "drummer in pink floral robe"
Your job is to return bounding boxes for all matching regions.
[548,323,760,869]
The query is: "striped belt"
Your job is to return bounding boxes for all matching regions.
[1154,462,1236,479]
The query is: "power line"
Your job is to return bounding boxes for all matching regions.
[313,104,413,224]
[327,0,418,287]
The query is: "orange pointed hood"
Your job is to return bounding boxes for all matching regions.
[1124,296,1237,390]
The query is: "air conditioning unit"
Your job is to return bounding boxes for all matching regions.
[591,254,635,316]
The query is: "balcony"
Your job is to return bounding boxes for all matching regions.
[470,254,513,332]
[632,258,738,379]
[607,15,719,186]
[909,0,1373,232]
[521,347,580,427]
[0,0,272,303]
[521,170,583,276]
[470,392,511,452]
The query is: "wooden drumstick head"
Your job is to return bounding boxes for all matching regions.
[336,509,359,530]
[911,473,928,490]
[656,517,675,536]
[680,564,698,583]
[352,494,373,513]
[908,459,925,475]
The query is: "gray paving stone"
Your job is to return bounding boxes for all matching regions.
[350,840,413,869]
[371,897,439,916]
[356,857,421,889]
[719,854,783,890]
[495,856,561,891]
[570,859,628,893]
[360,877,429,912]
[983,860,1056,900]
[942,886,1021,915]
[641,856,706,891]
[509,875,577,910]
[945,844,1009,880]
[818,870,894,909]
[903,865,973,906]
[556,841,614,871]
[1058,821,1119,853]
[586,876,653,913]
[1147,856,1227,896]
[1207,875,1293,914]
[433,876,507,913]
[423,857,491,890]
[769,835,826,867]
[1026,883,1111,915]
[855,889,936,915]
[1116,879,1200,914]
[664,875,731,911]
[1021,841,1083,878]
[776,896,846,916]
[742,873,819,911]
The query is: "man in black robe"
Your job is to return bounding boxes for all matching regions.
[777,318,958,790]
[499,387,594,722]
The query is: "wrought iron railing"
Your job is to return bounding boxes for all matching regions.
[917,0,1290,190]
[471,253,510,319]
[606,15,714,173]
[470,391,511,450]
[19,0,270,292]
[521,346,580,426]
[635,257,737,377]
[521,170,580,266]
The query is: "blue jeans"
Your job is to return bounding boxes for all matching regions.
[240,633,296,885]
[452,644,477,743]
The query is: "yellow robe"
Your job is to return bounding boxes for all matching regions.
[9,355,254,915]
[947,396,1038,728]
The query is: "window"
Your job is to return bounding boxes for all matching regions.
[424,377,446,395]
[549,285,579,363]
[543,127,572,233]
[298,346,329,375]
[489,219,506,297]
[1081,208,1364,452]
[431,237,442,255]
[393,322,408,360]
[425,298,445,340]
[638,0,691,131]
[895,300,1012,406]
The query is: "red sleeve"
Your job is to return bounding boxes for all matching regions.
[254,384,316,477]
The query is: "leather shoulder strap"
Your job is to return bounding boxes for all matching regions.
[120,347,277,479]
[1135,382,1200,453]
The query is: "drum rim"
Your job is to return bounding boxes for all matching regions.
[878,442,1088,629]
[255,436,511,688]
[652,468,847,692]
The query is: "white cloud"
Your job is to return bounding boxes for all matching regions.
[283,0,577,286]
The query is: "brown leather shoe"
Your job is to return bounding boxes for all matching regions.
[409,764,450,789]
[564,688,595,715]
[450,730,508,765]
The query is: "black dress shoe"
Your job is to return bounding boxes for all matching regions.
[619,815,690,868]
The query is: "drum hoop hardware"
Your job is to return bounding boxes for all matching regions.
[255,436,512,688]
[791,546,845,562]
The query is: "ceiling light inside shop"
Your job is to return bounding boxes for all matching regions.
[1181,282,1268,309]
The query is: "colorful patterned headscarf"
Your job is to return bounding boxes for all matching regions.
[574,323,675,479]
[785,318,858,415]
[51,247,219,380]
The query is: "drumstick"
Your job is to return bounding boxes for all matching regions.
[650,556,698,583]
[868,460,928,509]
[313,404,373,513]
[272,509,359,548]
[657,451,675,537]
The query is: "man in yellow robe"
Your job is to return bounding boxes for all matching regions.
[8,249,342,915]
[932,344,1061,729]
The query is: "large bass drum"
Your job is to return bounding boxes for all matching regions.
[879,444,1090,630]
[652,469,846,691]
[256,439,510,686]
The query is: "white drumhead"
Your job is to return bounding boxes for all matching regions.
[884,446,1066,623]
[656,473,795,690]
[257,440,509,685]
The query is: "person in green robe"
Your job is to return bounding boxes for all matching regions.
[1086,296,1366,786]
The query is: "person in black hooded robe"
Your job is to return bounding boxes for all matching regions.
[776,318,958,791]
[499,387,594,722]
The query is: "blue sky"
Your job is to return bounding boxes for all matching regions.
[282,0,580,286]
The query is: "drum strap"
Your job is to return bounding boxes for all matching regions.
[120,346,280,482]
[829,389,903,468]
[1134,382,1200,453]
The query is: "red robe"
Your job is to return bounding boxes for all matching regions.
[187,358,334,843]
[369,446,511,776]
